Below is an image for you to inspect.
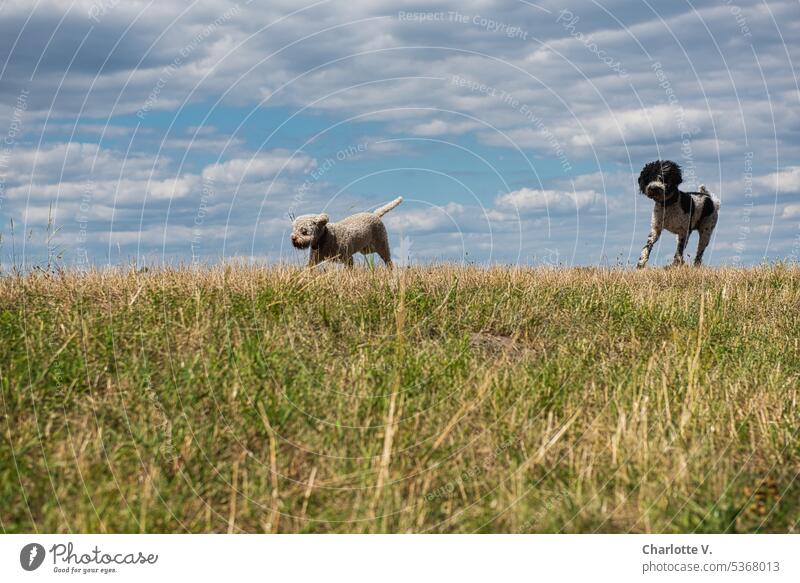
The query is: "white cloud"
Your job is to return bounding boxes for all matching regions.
[781,204,800,218]
[384,202,467,233]
[408,119,481,136]
[495,188,603,212]
[755,166,800,193]
[201,151,316,184]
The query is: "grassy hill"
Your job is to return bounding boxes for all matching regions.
[1,265,798,533]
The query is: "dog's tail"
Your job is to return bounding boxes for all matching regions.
[373,196,403,217]
[699,184,721,210]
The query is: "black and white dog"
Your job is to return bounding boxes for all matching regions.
[636,160,719,268]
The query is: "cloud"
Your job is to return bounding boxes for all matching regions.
[495,187,603,213]
[408,119,481,136]
[781,204,800,219]
[201,151,316,183]
[5,142,161,186]
[755,166,800,193]
[384,202,467,233]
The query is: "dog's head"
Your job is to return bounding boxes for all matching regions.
[290,213,328,249]
[638,160,682,202]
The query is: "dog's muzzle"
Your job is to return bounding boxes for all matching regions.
[291,235,310,249]
[645,180,666,199]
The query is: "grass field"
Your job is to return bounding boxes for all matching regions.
[1,265,799,533]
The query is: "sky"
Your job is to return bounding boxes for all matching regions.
[0,0,798,268]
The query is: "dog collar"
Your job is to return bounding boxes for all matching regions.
[660,190,679,206]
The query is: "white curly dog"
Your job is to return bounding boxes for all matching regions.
[291,197,403,267]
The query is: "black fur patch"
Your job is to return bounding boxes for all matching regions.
[679,191,695,216]
[699,195,715,222]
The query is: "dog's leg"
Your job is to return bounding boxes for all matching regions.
[637,217,662,269]
[694,224,713,266]
[672,233,687,266]
[308,249,322,267]
[375,239,392,268]
[344,254,354,268]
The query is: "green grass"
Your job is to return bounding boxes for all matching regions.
[1,265,799,533]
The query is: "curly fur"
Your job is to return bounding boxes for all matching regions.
[291,197,403,267]
[636,160,719,268]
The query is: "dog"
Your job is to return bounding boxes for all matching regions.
[636,160,719,268]
[290,197,403,267]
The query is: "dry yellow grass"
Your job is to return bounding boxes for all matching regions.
[1,264,799,532]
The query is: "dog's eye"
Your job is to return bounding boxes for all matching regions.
[301,229,309,235]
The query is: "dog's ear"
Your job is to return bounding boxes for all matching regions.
[661,161,683,190]
[638,161,659,194]
[316,213,329,227]
[637,167,650,194]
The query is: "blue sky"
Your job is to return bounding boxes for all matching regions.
[1,0,798,267]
